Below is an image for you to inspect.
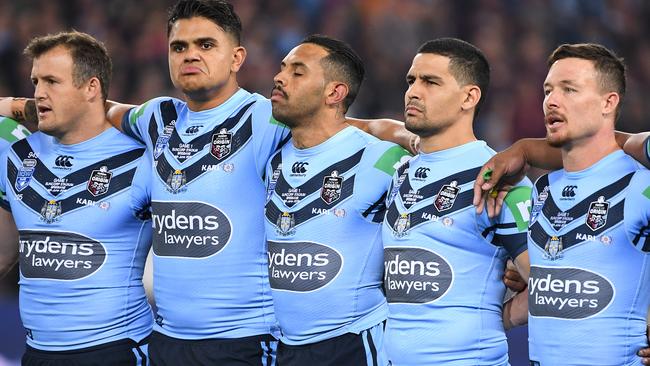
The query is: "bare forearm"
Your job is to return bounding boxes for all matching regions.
[347,117,418,154]
[516,138,562,170]
[623,132,650,168]
[105,100,136,131]
[0,97,38,131]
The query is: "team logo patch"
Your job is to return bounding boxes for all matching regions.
[393,213,411,237]
[321,171,343,205]
[586,196,609,231]
[154,122,175,159]
[15,158,37,192]
[87,166,112,196]
[211,128,232,159]
[40,200,62,223]
[266,164,282,202]
[531,186,549,223]
[387,168,408,206]
[277,212,296,236]
[166,169,187,194]
[434,181,459,212]
[544,235,563,260]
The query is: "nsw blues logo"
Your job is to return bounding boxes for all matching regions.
[154,122,175,159]
[15,158,37,192]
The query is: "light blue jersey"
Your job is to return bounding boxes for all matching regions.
[381,141,531,366]
[122,89,290,339]
[264,126,410,346]
[0,128,152,351]
[0,117,30,152]
[528,150,650,366]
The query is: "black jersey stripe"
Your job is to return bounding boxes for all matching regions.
[265,175,356,229]
[530,200,625,251]
[273,148,365,208]
[148,100,255,164]
[398,166,481,209]
[540,173,633,230]
[10,140,143,197]
[385,189,474,234]
[8,164,137,219]
[154,115,253,189]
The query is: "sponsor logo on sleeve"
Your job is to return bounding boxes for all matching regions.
[528,266,614,319]
[19,230,106,280]
[152,201,232,258]
[383,247,453,304]
[267,241,343,292]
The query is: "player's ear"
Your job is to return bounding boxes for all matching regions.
[231,46,247,73]
[325,81,348,108]
[85,77,102,102]
[460,85,481,112]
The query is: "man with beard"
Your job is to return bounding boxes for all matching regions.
[264,34,409,365]
[380,38,530,365]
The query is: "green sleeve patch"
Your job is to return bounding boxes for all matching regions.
[129,101,150,126]
[373,145,411,176]
[269,116,287,127]
[0,117,29,143]
[643,185,650,200]
[504,186,532,232]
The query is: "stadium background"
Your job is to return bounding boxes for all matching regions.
[0,0,649,365]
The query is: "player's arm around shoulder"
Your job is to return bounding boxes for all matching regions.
[107,97,171,141]
[0,148,18,278]
[623,132,650,169]
[357,141,411,220]
[624,169,650,251]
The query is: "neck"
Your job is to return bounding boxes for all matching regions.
[562,129,620,172]
[418,117,476,153]
[290,111,348,149]
[186,80,240,112]
[57,105,111,145]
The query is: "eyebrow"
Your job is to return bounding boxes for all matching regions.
[169,37,218,46]
[406,74,443,82]
[543,79,579,88]
[280,61,308,69]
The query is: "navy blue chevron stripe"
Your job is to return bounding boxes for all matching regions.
[154,115,253,188]
[540,173,633,230]
[273,148,365,208]
[265,175,356,228]
[398,166,481,209]
[10,140,143,197]
[530,200,625,251]
[386,189,474,233]
[148,100,255,164]
[8,161,137,218]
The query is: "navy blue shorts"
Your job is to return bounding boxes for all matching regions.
[277,323,386,366]
[148,331,277,366]
[22,337,149,366]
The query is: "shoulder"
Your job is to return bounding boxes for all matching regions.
[362,138,411,177]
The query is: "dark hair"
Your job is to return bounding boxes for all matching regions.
[168,0,242,45]
[548,43,626,118]
[300,34,365,113]
[24,31,112,101]
[417,38,490,117]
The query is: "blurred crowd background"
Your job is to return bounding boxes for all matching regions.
[0,0,649,364]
